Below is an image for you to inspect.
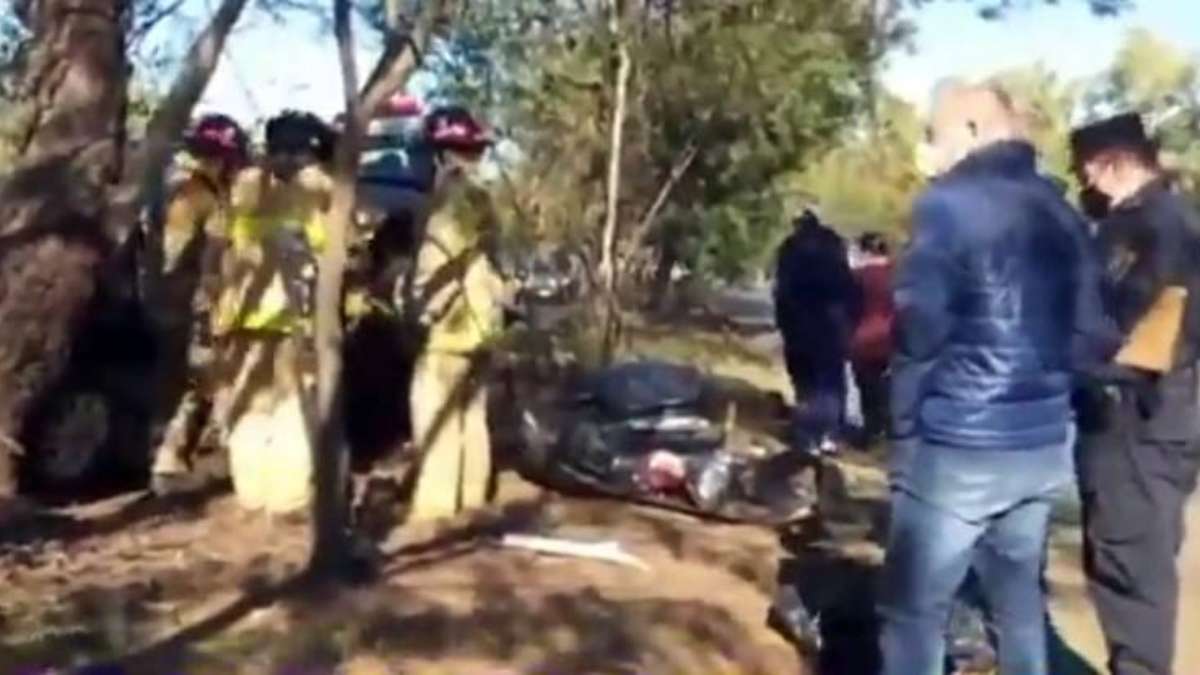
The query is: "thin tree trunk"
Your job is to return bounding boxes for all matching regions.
[624,141,697,257]
[308,0,452,577]
[308,0,360,577]
[599,0,631,362]
[0,0,127,498]
[650,240,678,313]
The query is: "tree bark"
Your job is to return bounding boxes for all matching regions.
[0,0,128,496]
[308,0,360,577]
[109,0,251,242]
[15,0,127,176]
[308,0,453,577]
[0,0,246,500]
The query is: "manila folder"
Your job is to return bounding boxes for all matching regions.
[1115,286,1188,373]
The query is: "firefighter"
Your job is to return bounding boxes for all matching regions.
[215,110,334,513]
[406,106,507,523]
[151,113,250,496]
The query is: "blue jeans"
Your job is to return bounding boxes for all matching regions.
[879,440,1072,675]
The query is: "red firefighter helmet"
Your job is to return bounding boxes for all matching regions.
[424,106,493,152]
[379,93,425,118]
[184,113,249,166]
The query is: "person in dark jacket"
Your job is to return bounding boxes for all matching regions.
[1070,112,1200,675]
[773,208,861,453]
[849,232,894,446]
[878,81,1116,675]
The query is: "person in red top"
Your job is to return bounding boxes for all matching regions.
[849,232,894,445]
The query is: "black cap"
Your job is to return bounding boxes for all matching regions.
[795,208,819,228]
[1070,112,1153,162]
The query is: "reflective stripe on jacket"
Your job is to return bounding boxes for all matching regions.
[412,175,505,354]
[215,166,330,334]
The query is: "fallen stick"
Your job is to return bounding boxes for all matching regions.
[499,534,650,571]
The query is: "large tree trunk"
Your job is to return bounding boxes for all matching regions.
[0,0,127,497]
[0,0,244,500]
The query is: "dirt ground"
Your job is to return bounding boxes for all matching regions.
[3,450,1200,674]
[0,475,805,675]
[3,321,1199,674]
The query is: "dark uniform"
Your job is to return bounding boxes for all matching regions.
[1076,170,1200,675]
[773,210,861,449]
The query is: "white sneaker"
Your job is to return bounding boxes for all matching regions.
[818,436,839,456]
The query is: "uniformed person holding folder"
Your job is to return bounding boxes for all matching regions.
[1071,112,1200,675]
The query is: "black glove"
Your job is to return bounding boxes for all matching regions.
[1072,385,1114,434]
[502,305,526,327]
[1133,374,1163,420]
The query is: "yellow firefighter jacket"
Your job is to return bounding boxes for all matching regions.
[412,174,506,354]
[215,165,331,334]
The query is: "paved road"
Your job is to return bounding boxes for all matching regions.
[1049,491,1200,673]
[697,283,776,331]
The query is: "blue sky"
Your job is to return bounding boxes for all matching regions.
[884,0,1199,110]
[189,0,1200,126]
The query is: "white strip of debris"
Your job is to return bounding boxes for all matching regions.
[500,534,650,571]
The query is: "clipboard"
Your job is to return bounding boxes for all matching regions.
[1114,286,1188,373]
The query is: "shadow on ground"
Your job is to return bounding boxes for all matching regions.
[0,490,804,674]
[0,483,227,551]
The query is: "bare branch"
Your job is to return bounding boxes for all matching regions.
[334,0,359,109]
[107,0,250,239]
[625,140,697,256]
[357,0,454,124]
[358,38,406,111]
[128,0,188,49]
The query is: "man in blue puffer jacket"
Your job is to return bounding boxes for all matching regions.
[877,81,1119,675]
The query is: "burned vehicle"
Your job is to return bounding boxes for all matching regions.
[512,247,585,307]
[19,235,158,495]
[507,359,817,526]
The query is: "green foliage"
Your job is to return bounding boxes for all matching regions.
[994,63,1082,188]
[793,27,1200,237]
[427,0,888,283]
[1084,28,1200,196]
[786,93,923,237]
[685,192,787,283]
[1109,28,1196,110]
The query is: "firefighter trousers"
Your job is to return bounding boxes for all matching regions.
[409,351,491,522]
[152,308,226,478]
